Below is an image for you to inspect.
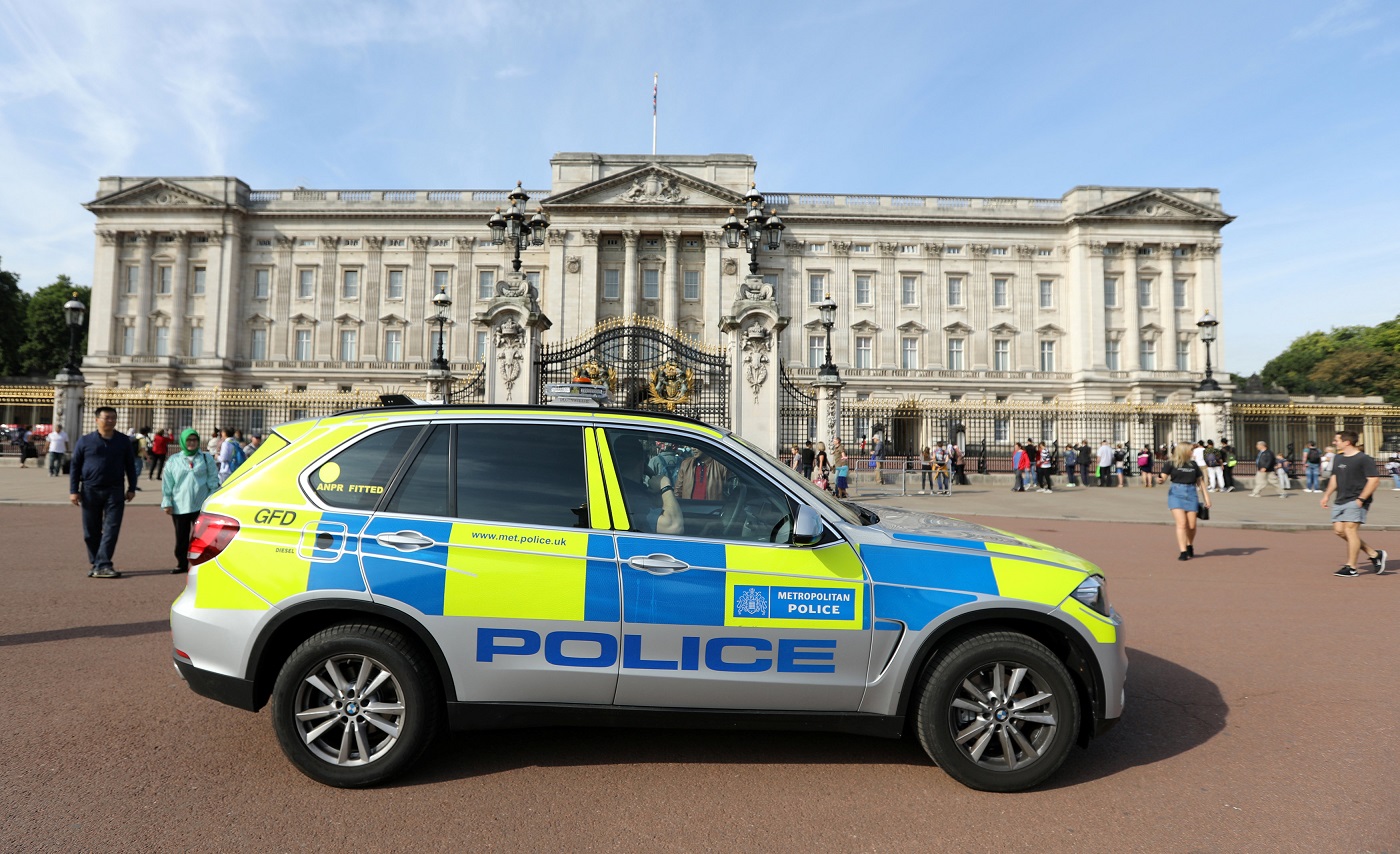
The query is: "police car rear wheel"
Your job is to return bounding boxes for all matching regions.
[915,631,1079,792]
[272,624,442,787]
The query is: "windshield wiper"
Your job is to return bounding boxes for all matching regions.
[842,501,879,525]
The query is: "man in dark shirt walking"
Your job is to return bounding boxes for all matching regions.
[1320,430,1385,578]
[799,441,816,480]
[69,407,137,578]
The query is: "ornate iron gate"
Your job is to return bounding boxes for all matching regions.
[778,362,816,451]
[537,317,730,427]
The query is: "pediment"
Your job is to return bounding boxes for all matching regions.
[988,322,1019,335]
[1037,323,1066,337]
[897,320,928,334]
[1140,322,1164,338]
[1079,189,1232,222]
[149,309,170,321]
[943,321,973,335]
[379,312,408,326]
[247,312,273,324]
[86,179,228,210]
[543,164,748,209]
[289,312,318,325]
[334,312,363,325]
[850,319,880,333]
[804,318,827,331]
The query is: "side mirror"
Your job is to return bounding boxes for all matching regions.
[791,505,823,547]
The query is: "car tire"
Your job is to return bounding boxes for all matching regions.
[914,631,1080,792]
[271,623,442,787]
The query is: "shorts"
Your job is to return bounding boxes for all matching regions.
[835,475,848,490]
[1331,502,1368,524]
[1166,482,1200,512]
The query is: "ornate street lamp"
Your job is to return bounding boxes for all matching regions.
[721,183,785,275]
[429,285,452,372]
[489,181,549,273]
[817,294,839,379]
[1196,310,1220,391]
[63,291,86,374]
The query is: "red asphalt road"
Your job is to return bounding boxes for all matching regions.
[2,505,1397,853]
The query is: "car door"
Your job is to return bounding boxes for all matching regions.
[596,425,871,711]
[361,419,620,705]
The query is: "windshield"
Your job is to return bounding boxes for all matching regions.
[729,434,864,526]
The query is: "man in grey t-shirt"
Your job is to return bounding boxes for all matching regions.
[1320,430,1385,577]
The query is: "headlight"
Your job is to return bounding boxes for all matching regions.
[1070,575,1109,616]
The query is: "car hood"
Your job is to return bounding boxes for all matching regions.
[858,504,1101,578]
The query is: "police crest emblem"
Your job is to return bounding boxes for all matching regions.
[734,586,769,618]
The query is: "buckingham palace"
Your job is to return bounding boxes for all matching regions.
[82,151,1231,408]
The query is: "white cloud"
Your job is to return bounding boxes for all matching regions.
[1290,0,1380,41]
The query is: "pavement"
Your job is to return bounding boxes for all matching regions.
[6,455,1398,533]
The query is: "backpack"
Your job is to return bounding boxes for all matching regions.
[226,439,247,472]
[1204,448,1219,466]
[1307,448,1321,465]
[1065,448,1078,467]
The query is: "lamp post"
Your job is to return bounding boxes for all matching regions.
[429,285,452,373]
[488,181,549,273]
[1196,310,1220,391]
[721,183,786,274]
[817,294,839,380]
[63,292,87,374]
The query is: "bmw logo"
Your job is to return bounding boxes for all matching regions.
[994,709,1008,722]
[346,702,358,715]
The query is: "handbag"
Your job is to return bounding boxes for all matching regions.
[1197,504,1210,521]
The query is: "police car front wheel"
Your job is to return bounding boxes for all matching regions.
[272,624,442,787]
[915,631,1080,792]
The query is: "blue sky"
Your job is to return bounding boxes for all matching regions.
[2,0,1397,374]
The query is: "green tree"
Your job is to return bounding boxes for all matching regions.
[18,277,90,376]
[0,259,28,375]
[1259,315,1400,403]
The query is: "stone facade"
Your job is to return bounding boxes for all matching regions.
[83,153,1232,403]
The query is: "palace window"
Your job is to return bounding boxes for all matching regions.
[387,238,406,249]
[251,328,267,360]
[386,269,404,300]
[155,326,169,356]
[809,273,825,304]
[254,269,270,299]
[125,266,139,295]
[851,336,871,369]
[901,275,917,306]
[642,269,659,300]
[808,335,825,367]
[1137,277,1153,307]
[157,266,172,295]
[993,339,1010,372]
[855,275,872,305]
[990,247,1008,256]
[432,269,450,292]
[1173,277,1188,308]
[342,269,359,299]
[1039,340,1056,372]
[1037,248,1052,256]
[295,329,312,361]
[1176,339,1190,371]
[339,329,357,361]
[602,269,620,301]
[683,270,700,301]
[947,276,963,306]
[385,329,403,363]
[189,327,203,358]
[1105,338,1120,370]
[1140,338,1156,371]
[192,267,206,296]
[993,277,1009,308]
[477,269,495,300]
[298,269,315,299]
[947,338,965,370]
[475,330,488,360]
[1039,278,1054,308]
[1103,277,1118,307]
[945,246,962,255]
[901,337,919,370]
[852,244,871,254]
[122,326,135,355]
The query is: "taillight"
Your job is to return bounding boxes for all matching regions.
[188,512,240,566]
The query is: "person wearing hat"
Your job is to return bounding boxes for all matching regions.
[161,428,221,574]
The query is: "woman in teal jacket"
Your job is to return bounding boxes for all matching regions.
[161,428,220,574]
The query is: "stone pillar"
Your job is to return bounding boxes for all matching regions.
[363,236,384,361]
[170,231,190,357]
[52,371,88,444]
[90,230,120,357]
[453,236,476,362]
[548,229,569,337]
[622,230,639,319]
[721,286,788,453]
[578,230,600,334]
[813,372,846,457]
[662,230,681,330]
[702,230,724,343]
[1123,243,1141,372]
[474,272,552,405]
[1193,387,1229,443]
[134,231,154,354]
[1160,243,1180,372]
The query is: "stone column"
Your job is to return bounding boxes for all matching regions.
[213,227,241,365]
[721,291,788,452]
[1080,240,1106,374]
[53,371,88,445]
[547,229,568,338]
[1194,387,1229,443]
[622,230,640,319]
[315,236,339,361]
[1123,243,1141,372]
[578,230,600,334]
[813,372,846,458]
[1198,243,1223,372]
[407,236,429,361]
[969,244,988,369]
[270,234,292,360]
[90,230,120,357]
[473,273,552,405]
[1160,244,1180,373]
[702,230,724,342]
[134,231,154,354]
[363,236,384,361]
[454,236,476,361]
[662,230,681,330]
[170,231,190,357]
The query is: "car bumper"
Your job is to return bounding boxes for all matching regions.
[174,657,260,712]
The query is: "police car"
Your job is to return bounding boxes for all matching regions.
[171,405,1126,792]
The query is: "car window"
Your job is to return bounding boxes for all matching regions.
[730,433,863,527]
[603,428,794,543]
[383,425,450,517]
[455,423,590,528]
[310,425,425,511]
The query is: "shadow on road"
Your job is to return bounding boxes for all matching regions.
[1196,546,1266,557]
[399,646,1223,789]
[0,619,169,647]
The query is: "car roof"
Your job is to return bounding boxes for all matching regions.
[317,404,730,436]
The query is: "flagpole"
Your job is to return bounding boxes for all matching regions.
[652,73,658,156]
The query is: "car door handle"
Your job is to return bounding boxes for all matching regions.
[627,554,690,574]
[375,531,436,551]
